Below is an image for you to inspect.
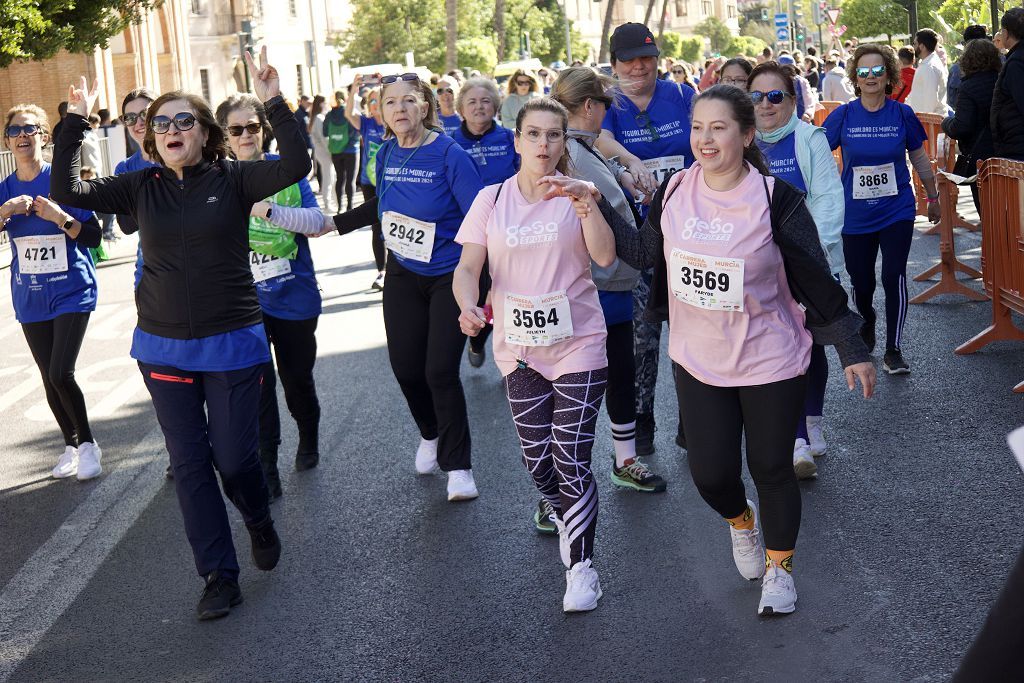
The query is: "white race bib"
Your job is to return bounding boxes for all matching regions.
[643,155,686,184]
[504,291,573,347]
[249,251,291,283]
[382,211,436,263]
[670,249,744,312]
[852,163,898,200]
[15,235,68,275]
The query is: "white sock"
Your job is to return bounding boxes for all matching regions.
[611,421,637,468]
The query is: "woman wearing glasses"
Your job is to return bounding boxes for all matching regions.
[0,104,103,481]
[332,72,484,501]
[748,61,845,480]
[436,76,461,137]
[500,69,540,129]
[216,93,324,501]
[453,97,616,612]
[823,45,941,376]
[719,58,754,89]
[345,75,388,290]
[51,48,308,620]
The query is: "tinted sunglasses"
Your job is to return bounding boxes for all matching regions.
[122,110,148,126]
[856,65,887,78]
[381,73,420,85]
[436,87,454,95]
[635,111,660,141]
[150,113,197,133]
[516,79,534,86]
[750,89,790,105]
[227,122,262,136]
[5,124,41,137]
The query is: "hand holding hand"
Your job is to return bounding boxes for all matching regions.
[244,46,281,103]
[67,76,99,118]
[251,201,271,219]
[32,196,69,227]
[626,159,656,196]
[845,361,876,399]
[459,306,488,337]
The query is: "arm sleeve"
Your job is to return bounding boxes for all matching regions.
[802,128,845,272]
[266,205,324,235]
[50,114,139,214]
[908,146,934,180]
[454,185,499,246]
[332,198,378,235]
[237,96,313,203]
[444,144,484,215]
[608,175,673,270]
[74,214,103,248]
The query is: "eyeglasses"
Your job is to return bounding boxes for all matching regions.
[381,73,420,85]
[517,128,566,143]
[750,90,791,105]
[721,77,748,86]
[227,122,262,136]
[635,111,660,141]
[122,110,148,126]
[855,65,887,79]
[436,87,454,95]
[5,124,41,137]
[150,113,197,134]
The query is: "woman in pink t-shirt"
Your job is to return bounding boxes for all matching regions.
[609,85,876,617]
[453,98,616,613]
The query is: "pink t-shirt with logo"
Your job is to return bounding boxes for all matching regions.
[456,176,607,381]
[663,163,812,387]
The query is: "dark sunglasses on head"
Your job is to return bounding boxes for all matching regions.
[856,65,887,78]
[436,87,454,95]
[635,111,660,141]
[122,110,148,126]
[150,112,197,134]
[5,124,41,137]
[227,122,262,136]
[750,89,790,105]
[381,73,420,85]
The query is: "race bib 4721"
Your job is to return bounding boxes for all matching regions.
[15,235,68,275]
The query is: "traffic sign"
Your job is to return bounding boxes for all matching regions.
[775,13,788,27]
[776,27,790,41]
[826,7,841,24]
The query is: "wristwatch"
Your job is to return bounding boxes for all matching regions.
[265,205,274,219]
[61,217,74,231]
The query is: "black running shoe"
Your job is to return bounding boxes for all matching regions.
[197,571,242,620]
[295,450,319,471]
[636,412,656,456]
[247,517,281,571]
[883,348,910,375]
[533,499,557,534]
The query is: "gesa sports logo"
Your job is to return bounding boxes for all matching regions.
[506,221,559,248]
[679,215,734,242]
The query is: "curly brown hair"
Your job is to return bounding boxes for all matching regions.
[747,61,796,96]
[847,44,902,96]
[143,90,229,166]
[960,38,1003,78]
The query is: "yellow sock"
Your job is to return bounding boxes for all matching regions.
[766,550,794,573]
[726,505,754,531]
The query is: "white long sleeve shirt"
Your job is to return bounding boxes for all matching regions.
[821,68,855,103]
[906,52,949,115]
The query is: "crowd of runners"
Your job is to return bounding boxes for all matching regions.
[5,12,1023,623]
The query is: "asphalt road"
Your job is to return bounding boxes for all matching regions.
[1,198,1022,682]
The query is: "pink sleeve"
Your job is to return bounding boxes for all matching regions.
[455,183,500,247]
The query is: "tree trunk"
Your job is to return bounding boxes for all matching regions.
[643,0,658,25]
[495,0,506,62]
[599,0,617,62]
[446,0,458,71]
[658,0,670,39]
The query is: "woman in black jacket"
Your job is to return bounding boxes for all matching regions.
[942,38,1001,211]
[992,8,1024,161]
[50,48,311,621]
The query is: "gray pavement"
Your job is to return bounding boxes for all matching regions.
[1,200,1022,681]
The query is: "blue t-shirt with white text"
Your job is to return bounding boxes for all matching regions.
[756,131,807,193]
[452,123,519,186]
[601,77,696,175]
[440,113,461,137]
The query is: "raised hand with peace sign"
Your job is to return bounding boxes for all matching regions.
[243,45,281,103]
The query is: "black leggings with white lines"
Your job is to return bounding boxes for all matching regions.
[504,366,608,566]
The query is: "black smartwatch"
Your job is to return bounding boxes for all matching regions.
[265,205,273,220]
[61,217,74,231]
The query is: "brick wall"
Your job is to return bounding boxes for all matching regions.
[0,51,94,132]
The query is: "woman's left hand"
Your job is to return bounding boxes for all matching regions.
[845,361,876,399]
[32,196,69,227]
[251,201,271,219]
[244,45,281,103]
[927,198,941,223]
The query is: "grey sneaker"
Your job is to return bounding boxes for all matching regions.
[758,564,797,616]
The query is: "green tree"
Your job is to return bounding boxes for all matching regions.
[729,35,767,57]
[457,36,498,73]
[678,36,706,64]
[696,17,734,55]
[660,31,684,59]
[337,0,447,71]
[841,0,908,43]
[0,0,155,67]
[739,18,776,49]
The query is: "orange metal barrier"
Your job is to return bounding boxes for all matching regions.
[816,101,843,171]
[913,113,980,235]
[955,158,1024,392]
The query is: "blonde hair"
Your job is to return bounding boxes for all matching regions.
[549,67,618,114]
[507,69,540,95]
[3,104,50,149]
[380,79,440,138]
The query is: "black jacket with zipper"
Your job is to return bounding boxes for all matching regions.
[51,96,310,339]
[942,70,997,170]
[991,42,1024,161]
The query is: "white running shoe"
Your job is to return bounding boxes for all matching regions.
[758,563,797,616]
[414,437,438,475]
[552,515,571,569]
[446,469,479,501]
[729,498,766,580]
[793,439,817,480]
[52,446,78,479]
[76,442,103,481]
[563,559,602,613]
[806,417,827,456]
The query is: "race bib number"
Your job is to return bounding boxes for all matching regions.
[504,291,573,346]
[382,211,436,263]
[15,235,68,275]
[852,163,898,200]
[643,155,686,184]
[670,249,744,312]
[249,250,291,283]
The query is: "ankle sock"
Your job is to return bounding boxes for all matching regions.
[611,420,637,468]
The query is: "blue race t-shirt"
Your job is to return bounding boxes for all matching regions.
[115,151,158,288]
[253,154,322,321]
[375,133,483,276]
[359,115,386,187]
[440,113,461,137]
[0,165,97,323]
[756,131,807,193]
[823,99,926,234]
[452,123,520,186]
[601,77,696,182]
[131,323,271,372]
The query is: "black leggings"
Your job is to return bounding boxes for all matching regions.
[382,259,471,471]
[361,185,385,271]
[22,312,93,447]
[258,313,321,452]
[332,152,357,212]
[604,320,635,424]
[842,220,914,352]
[674,363,806,551]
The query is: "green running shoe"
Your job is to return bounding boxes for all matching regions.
[611,458,668,493]
[533,498,558,534]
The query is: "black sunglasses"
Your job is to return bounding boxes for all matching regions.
[635,111,660,141]
[227,122,262,136]
[381,73,420,85]
[5,124,41,137]
[150,113,197,134]
[856,65,887,79]
[750,90,791,105]
[122,110,148,126]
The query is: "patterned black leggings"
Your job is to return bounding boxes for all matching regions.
[504,366,608,566]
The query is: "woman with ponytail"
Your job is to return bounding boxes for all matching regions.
[606,84,876,617]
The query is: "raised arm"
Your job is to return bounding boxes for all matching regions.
[344,76,364,129]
